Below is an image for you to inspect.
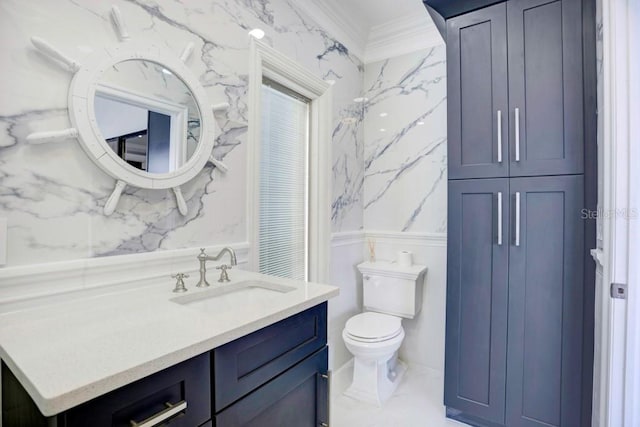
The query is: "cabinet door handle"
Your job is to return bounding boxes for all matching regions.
[497,192,503,246]
[515,192,521,247]
[497,110,503,163]
[321,371,331,427]
[130,400,187,427]
[514,108,520,162]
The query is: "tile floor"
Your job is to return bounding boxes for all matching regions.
[331,361,466,427]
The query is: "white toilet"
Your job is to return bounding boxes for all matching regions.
[342,261,427,405]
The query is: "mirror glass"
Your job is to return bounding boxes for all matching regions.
[94,59,202,175]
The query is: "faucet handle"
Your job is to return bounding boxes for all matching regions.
[216,264,231,282]
[171,273,189,293]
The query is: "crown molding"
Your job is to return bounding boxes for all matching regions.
[294,1,443,65]
[364,14,444,64]
[294,0,368,61]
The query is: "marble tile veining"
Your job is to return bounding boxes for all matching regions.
[0,0,365,266]
[363,47,447,233]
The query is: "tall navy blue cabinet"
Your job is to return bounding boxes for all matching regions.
[442,0,595,426]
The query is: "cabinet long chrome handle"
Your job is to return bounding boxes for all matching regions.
[497,110,502,163]
[514,108,520,162]
[321,371,331,427]
[497,192,503,245]
[515,192,521,247]
[130,400,187,427]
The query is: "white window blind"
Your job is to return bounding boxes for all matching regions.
[259,82,309,280]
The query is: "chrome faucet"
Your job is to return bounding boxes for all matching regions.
[197,247,237,286]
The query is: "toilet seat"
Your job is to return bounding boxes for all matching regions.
[344,312,402,343]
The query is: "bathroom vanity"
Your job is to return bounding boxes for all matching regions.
[0,271,337,426]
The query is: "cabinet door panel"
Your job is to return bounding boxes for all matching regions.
[213,303,326,411]
[445,179,509,424]
[507,175,584,427]
[447,3,509,179]
[508,0,583,176]
[215,347,328,427]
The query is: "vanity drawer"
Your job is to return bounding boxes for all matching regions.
[215,346,329,427]
[213,302,327,411]
[62,353,211,427]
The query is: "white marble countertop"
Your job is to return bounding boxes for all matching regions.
[0,269,338,416]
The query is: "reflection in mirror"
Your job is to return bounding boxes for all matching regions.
[94,60,202,174]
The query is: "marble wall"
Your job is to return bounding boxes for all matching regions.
[361,47,448,372]
[363,47,447,233]
[0,0,364,267]
[0,0,450,373]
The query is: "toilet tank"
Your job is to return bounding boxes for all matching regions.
[357,261,428,319]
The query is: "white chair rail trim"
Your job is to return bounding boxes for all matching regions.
[365,230,447,247]
[331,231,366,247]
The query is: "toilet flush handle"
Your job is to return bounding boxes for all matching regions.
[364,275,370,281]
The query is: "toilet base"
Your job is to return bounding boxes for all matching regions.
[343,354,407,406]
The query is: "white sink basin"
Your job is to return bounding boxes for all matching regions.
[171,280,296,313]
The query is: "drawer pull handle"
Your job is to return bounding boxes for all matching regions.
[130,400,187,427]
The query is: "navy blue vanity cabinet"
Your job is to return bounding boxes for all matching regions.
[215,347,328,427]
[2,303,330,427]
[212,303,329,427]
[61,353,211,427]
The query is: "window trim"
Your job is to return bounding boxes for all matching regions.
[247,38,332,283]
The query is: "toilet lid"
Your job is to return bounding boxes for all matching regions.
[345,312,402,341]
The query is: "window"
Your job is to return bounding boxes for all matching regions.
[248,38,332,283]
[258,80,310,280]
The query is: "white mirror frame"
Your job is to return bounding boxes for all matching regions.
[26,5,230,216]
